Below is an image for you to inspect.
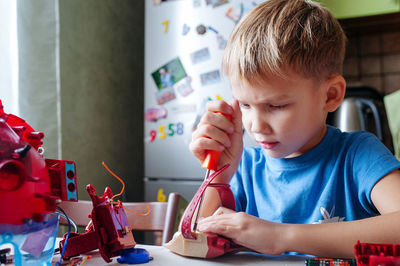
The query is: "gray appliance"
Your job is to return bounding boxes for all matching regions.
[144,1,263,203]
[329,86,394,153]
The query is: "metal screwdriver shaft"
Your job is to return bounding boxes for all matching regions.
[192,112,232,232]
[192,169,210,232]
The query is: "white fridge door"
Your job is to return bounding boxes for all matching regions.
[144,0,261,179]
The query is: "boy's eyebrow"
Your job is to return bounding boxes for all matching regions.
[235,94,293,103]
[258,94,292,102]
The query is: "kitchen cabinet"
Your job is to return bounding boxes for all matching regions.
[318,0,400,19]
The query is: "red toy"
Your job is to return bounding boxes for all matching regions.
[0,99,78,225]
[354,241,400,266]
[59,184,136,263]
[165,164,246,258]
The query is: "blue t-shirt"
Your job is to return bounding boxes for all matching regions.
[230,126,400,224]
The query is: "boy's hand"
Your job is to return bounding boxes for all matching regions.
[189,100,243,182]
[197,207,287,255]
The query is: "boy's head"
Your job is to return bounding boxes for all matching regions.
[224,0,348,158]
[222,0,346,83]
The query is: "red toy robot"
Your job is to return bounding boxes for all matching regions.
[0,99,78,225]
[59,184,137,263]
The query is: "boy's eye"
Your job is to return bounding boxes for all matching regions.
[239,103,250,109]
[269,104,287,110]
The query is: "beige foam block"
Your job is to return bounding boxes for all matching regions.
[164,231,209,258]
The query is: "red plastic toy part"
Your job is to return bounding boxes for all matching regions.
[354,241,400,266]
[0,99,77,225]
[59,185,136,263]
[180,164,246,258]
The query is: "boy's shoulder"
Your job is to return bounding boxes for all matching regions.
[326,125,382,150]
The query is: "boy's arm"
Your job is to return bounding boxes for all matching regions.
[183,100,244,226]
[198,169,400,258]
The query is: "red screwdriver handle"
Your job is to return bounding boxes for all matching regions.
[201,112,232,171]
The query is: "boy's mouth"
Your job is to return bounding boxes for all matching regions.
[258,141,279,149]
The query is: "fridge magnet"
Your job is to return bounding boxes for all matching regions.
[190,47,211,65]
[157,189,167,202]
[145,130,156,143]
[200,70,221,86]
[171,104,196,114]
[216,34,227,49]
[193,0,201,7]
[146,122,185,143]
[155,88,176,105]
[225,3,244,24]
[216,94,226,102]
[153,0,183,6]
[207,26,218,34]
[205,0,229,8]
[145,106,168,122]
[162,20,169,33]
[152,57,187,90]
[151,57,187,104]
[182,24,190,35]
[196,24,207,35]
[176,76,194,97]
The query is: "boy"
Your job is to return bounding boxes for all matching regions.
[189,0,400,258]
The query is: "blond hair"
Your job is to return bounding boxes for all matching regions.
[222,0,346,82]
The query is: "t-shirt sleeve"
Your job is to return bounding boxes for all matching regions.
[350,132,400,214]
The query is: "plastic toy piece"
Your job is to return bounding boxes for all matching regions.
[59,184,136,263]
[0,100,77,225]
[0,99,76,266]
[354,241,400,266]
[46,159,78,201]
[305,257,356,266]
[164,164,247,258]
[117,248,153,264]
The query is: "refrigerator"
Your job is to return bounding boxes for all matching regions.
[144,0,262,203]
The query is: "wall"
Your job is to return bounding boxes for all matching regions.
[59,0,145,201]
[319,0,400,19]
[340,14,400,95]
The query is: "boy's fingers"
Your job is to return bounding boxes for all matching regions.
[213,206,235,216]
[200,112,234,134]
[206,100,233,115]
[191,124,231,149]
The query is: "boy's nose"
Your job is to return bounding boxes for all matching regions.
[251,115,272,134]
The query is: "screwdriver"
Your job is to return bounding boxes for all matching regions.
[193,112,232,232]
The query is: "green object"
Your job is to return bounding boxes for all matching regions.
[317,0,400,19]
[384,90,400,160]
[305,257,357,265]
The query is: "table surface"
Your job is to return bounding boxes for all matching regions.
[53,244,309,266]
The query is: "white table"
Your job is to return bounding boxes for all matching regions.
[53,244,308,265]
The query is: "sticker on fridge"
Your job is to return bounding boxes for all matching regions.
[200,70,221,86]
[151,57,187,104]
[205,0,229,8]
[176,76,194,97]
[190,47,211,65]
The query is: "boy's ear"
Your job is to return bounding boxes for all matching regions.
[324,75,346,112]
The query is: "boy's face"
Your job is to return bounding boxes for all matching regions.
[232,72,328,158]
